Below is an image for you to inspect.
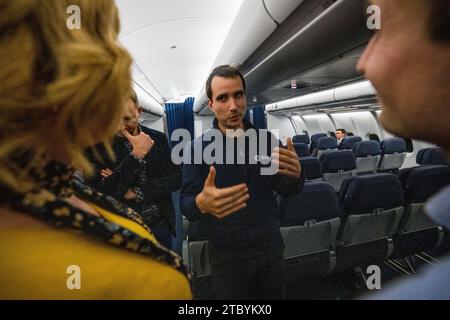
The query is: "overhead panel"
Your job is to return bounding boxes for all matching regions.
[242,0,371,104]
[116,0,243,103]
[193,0,304,114]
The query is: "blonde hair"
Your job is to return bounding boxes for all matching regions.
[0,0,132,191]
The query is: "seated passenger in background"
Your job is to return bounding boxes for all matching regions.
[180,65,305,300]
[357,0,450,299]
[335,128,347,149]
[86,90,181,249]
[0,0,191,299]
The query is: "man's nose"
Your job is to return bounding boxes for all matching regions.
[356,35,375,75]
[229,98,238,110]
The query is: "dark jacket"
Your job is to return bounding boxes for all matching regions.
[180,119,305,257]
[86,125,181,235]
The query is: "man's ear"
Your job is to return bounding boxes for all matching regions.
[207,99,213,112]
[138,106,143,114]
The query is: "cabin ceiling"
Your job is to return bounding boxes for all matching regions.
[116,0,370,111]
[116,0,244,104]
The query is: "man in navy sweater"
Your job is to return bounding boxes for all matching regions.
[180,65,304,299]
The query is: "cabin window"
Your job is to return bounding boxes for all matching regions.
[404,138,414,153]
[366,132,380,142]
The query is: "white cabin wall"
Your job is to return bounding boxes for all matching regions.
[140,114,165,133]
[301,114,335,135]
[329,111,382,139]
[148,118,165,133]
[375,110,394,140]
[266,114,297,144]
[291,115,309,134]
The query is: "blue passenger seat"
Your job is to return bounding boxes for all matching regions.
[335,173,404,271]
[340,136,362,150]
[312,137,338,157]
[320,150,357,191]
[279,181,342,277]
[293,142,310,157]
[390,165,450,259]
[353,140,381,174]
[300,157,323,181]
[378,137,407,172]
[416,147,448,166]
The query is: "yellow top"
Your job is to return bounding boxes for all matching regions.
[0,204,192,300]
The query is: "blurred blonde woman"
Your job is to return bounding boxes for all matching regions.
[0,0,191,299]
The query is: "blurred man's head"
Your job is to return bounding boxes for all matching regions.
[122,90,142,135]
[206,65,247,133]
[335,129,346,141]
[357,0,450,149]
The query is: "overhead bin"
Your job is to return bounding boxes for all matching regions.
[265,80,376,112]
[193,0,304,114]
[242,0,371,105]
[134,83,165,117]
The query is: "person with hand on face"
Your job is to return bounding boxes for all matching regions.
[180,65,305,300]
[357,0,450,299]
[88,90,181,249]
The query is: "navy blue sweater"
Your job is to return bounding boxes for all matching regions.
[180,119,305,257]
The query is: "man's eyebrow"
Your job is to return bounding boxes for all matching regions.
[215,93,228,100]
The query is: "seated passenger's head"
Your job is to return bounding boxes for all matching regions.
[0,0,132,190]
[206,65,247,132]
[357,0,450,148]
[335,129,346,140]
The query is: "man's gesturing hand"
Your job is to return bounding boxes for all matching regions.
[122,130,154,160]
[195,166,249,219]
[272,138,302,178]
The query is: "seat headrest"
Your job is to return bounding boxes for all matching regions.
[339,173,403,216]
[341,136,362,149]
[292,134,310,145]
[320,150,356,172]
[416,147,448,165]
[311,133,328,144]
[317,137,338,150]
[352,140,381,157]
[381,137,406,154]
[300,156,323,180]
[280,181,341,226]
[403,165,450,204]
[293,143,310,157]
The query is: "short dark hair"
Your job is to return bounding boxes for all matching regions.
[428,0,450,42]
[336,128,346,134]
[206,65,246,100]
[130,89,140,108]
